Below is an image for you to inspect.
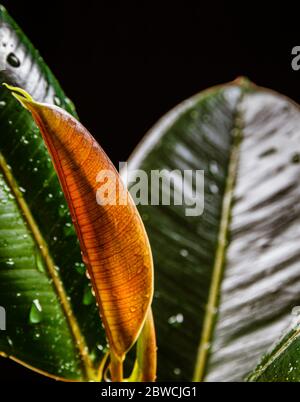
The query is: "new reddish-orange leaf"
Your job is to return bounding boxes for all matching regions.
[7,85,154,364]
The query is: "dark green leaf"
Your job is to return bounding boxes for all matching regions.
[0,6,105,380]
[126,78,300,381]
[248,311,300,382]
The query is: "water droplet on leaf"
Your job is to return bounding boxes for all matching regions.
[180,249,189,258]
[53,96,61,106]
[29,299,43,324]
[74,262,85,275]
[35,251,44,273]
[20,136,29,145]
[64,222,73,236]
[209,183,219,194]
[209,161,219,175]
[7,52,20,67]
[168,313,184,326]
[6,336,13,347]
[83,285,93,306]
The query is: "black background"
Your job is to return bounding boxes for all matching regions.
[0,0,299,382]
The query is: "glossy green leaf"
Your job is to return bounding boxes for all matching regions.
[126,78,300,381]
[0,6,106,380]
[248,311,300,382]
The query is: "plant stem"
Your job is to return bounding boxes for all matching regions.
[110,351,123,382]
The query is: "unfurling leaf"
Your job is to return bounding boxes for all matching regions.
[4,84,155,380]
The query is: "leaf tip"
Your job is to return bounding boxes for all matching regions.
[2,83,34,110]
[0,4,7,14]
[232,76,256,90]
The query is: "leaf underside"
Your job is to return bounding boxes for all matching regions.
[126,79,300,381]
[0,6,106,380]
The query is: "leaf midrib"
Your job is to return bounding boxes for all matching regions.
[248,325,300,381]
[0,151,97,381]
[193,92,244,381]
